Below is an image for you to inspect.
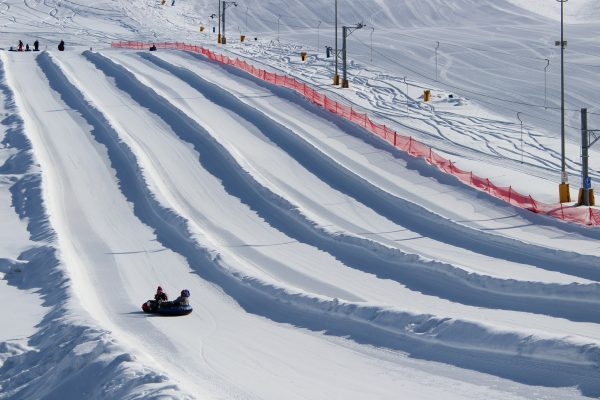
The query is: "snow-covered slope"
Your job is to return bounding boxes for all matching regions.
[1,1,600,399]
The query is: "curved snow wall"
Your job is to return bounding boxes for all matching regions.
[112,41,600,227]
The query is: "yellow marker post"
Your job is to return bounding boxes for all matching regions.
[424,90,431,102]
[559,183,571,203]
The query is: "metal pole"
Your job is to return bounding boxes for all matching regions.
[557,0,570,202]
[277,14,281,42]
[222,1,226,44]
[317,20,321,49]
[544,59,550,109]
[435,41,440,81]
[403,77,409,115]
[334,0,339,85]
[560,1,566,180]
[581,108,590,205]
[218,0,221,43]
[342,26,348,88]
[370,27,374,62]
[517,112,523,164]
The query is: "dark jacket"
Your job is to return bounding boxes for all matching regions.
[154,291,168,302]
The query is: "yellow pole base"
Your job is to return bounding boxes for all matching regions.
[333,74,340,85]
[559,183,571,203]
[341,79,349,88]
[217,34,222,44]
[577,188,595,206]
[424,89,431,102]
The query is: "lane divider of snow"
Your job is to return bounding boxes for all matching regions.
[112,41,600,227]
[90,50,600,323]
[131,51,600,284]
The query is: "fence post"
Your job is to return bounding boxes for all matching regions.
[528,195,536,211]
[364,113,368,128]
[393,132,397,147]
[470,172,473,185]
[408,136,413,153]
[486,179,491,193]
[508,186,512,204]
[561,203,565,220]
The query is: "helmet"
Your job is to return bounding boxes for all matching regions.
[157,286,163,292]
[181,289,190,298]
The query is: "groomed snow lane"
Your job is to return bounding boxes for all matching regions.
[50,49,600,395]
[28,49,588,400]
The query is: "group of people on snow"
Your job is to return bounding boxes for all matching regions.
[154,286,190,307]
[10,39,64,52]
[11,39,39,52]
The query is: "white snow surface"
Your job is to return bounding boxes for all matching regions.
[1,1,600,399]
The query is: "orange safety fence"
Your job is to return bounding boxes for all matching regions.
[111,41,600,227]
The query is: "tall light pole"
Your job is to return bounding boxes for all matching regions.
[277,14,281,42]
[217,0,221,44]
[317,20,322,49]
[333,0,340,85]
[556,0,570,202]
[341,22,364,88]
[221,1,237,44]
[370,27,375,62]
[435,41,440,81]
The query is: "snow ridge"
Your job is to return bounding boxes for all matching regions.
[0,53,192,400]
[45,50,597,395]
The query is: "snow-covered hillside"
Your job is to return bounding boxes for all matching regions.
[1,1,600,399]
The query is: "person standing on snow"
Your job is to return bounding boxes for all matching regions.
[33,40,39,51]
[18,40,23,51]
[58,40,65,51]
[154,286,168,303]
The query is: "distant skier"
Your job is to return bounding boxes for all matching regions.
[18,40,23,52]
[33,40,39,51]
[171,0,175,5]
[149,43,157,51]
[154,286,168,302]
[58,40,65,51]
[172,289,190,306]
[25,44,30,51]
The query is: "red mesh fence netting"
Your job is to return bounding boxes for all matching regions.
[111,41,599,226]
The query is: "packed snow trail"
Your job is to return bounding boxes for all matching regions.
[0,51,195,399]
[86,50,600,325]
[10,49,588,399]
[43,48,600,396]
